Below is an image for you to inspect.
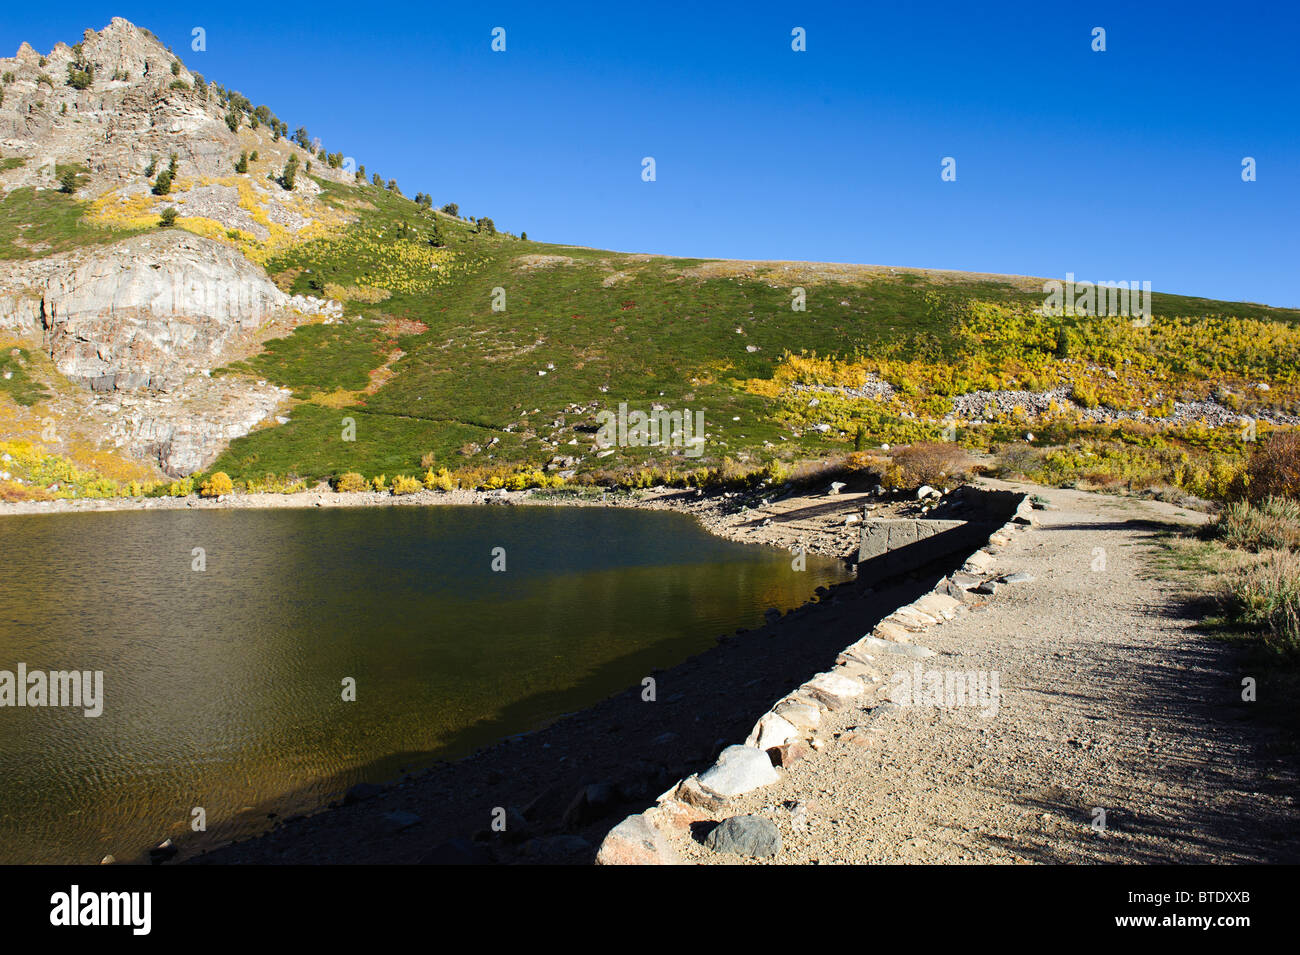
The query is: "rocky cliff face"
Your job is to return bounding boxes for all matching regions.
[35,231,287,390]
[83,376,292,477]
[0,231,301,475]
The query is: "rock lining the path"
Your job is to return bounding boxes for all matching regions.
[595,490,1033,864]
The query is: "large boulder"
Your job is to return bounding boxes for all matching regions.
[697,744,781,797]
[595,814,680,866]
[705,814,782,859]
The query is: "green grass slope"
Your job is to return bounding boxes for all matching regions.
[4,161,1298,502]
[205,177,1300,495]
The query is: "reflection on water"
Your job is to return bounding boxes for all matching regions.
[0,504,850,864]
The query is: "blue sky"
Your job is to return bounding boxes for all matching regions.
[4,2,1298,306]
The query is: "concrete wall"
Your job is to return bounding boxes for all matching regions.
[856,488,1027,579]
[858,519,966,560]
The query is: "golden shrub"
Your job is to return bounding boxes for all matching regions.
[390,475,422,495]
[422,467,455,491]
[335,471,367,493]
[199,472,234,497]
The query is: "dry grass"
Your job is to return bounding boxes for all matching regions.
[1208,497,1300,552]
[1222,550,1300,658]
[891,441,973,488]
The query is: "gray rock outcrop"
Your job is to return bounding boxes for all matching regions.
[36,231,286,390]
[0,230,295,475]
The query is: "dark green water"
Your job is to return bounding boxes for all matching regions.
[0,504,849,864]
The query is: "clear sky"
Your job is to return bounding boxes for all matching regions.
[4,1,1297,306]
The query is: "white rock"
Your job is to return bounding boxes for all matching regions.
[698,745,781,797]
[773,700,821,729]
[745,713,800,751]
[801,671,866,705]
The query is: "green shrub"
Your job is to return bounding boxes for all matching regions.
[278,154,299,191]
[66,63,93,90]
[1209,497,1300,552]
[158,207,178,227]
[152,170,172,195]
[1071,381,1099,409]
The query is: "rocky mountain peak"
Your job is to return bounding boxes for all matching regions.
[1,17,352,200]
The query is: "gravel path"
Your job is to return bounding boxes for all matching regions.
[668,481,1300,864]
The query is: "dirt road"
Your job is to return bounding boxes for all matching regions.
[669,481,1300,864]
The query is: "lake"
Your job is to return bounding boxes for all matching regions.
[0,504,850,863]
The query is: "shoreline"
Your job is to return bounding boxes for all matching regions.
[0,482,887,561]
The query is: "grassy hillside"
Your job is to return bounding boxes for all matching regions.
[196,176,1300,500]
[3,161,1299,504]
